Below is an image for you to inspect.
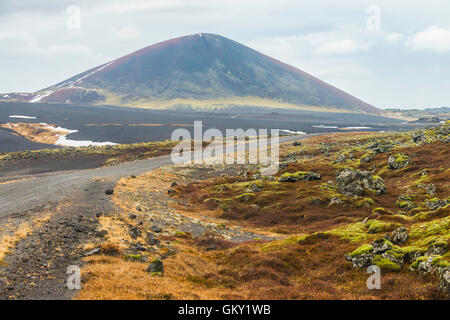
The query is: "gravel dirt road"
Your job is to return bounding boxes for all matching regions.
[0,134,320,218]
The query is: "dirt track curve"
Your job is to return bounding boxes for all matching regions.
[0,134,320,218]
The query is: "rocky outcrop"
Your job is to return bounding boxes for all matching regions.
[334,154,347,163]
[425,198,449,211]
[335,168,386,196]
[440,269,450,294]
[389,226,408,245]
[372,238,393,254]
[345,238,403,272]
[278,171,321,182]
[366,141,392,154]
[147,259,164,276]
[410,255,449,294]
[388,154,410,170]
[396,195,417,211]
[345,244,374,268]
[412,132,425,143]
[329,196,344,206]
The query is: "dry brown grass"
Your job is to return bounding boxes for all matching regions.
[0,213,51,264]
[75,132,448,300]
[0,223,32,263]
[176,134,449,235]
[76,232,440,300]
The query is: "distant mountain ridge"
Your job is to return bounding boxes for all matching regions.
[1,33,383,115]
[384,107,450,122]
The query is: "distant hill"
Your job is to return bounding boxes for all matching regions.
[384,107,450,122]
[1,33,383,115]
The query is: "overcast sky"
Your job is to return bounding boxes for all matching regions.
[1,0,449,109]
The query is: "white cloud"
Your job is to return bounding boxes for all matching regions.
[45,44,102,58]
[313,39,368,56]
[386,33,403,43]
[409,26,450,53]
[0,31,101,58]
[116,25,142,40]
[93,0,195,14]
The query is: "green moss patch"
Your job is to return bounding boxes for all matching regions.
[366,219,400,234]
[372,255,401,272]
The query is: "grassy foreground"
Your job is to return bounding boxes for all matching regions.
[71,122,450,299]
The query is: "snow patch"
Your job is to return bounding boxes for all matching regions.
[343,127,373,129]
[281,129,307,135]
[312,125,339,129]
[41,123,117,147]
[30,91,53,103]
[9,115,37,119]
[69,61,115,88]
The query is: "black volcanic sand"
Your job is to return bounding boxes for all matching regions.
[0,101,431,154]
[0,177,117,300]
[0,155,109,181]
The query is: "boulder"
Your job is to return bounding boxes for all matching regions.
[94,230,108,238]
[329,196,343,206]
[396,195,417,211]
[345,244,374,268]
[372,238,393,254]
[129,225,141,239]
[85,247,101,256]
[366,142,392,154]
[439,268,450,294]
[389,226,408,245]
[146,233,160,246]
[425,183,436,195]
[425,198,449,211]
[334,154,347,163]
[146,259,164,276]
[412,132,425,143]
[278,171,321,182]
[335,168,386,196]
[151,225,162,233]
[388,154,410,170]
[360,152,376,163]
[248,183,262,192]
[381,248,405,265]
[427,242,448,256]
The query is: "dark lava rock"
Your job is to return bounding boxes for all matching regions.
[95,230,108,238]
[389,226,408,245]
[129,225,141,239]
[85,247,101,256]
[151,225,162,233]
[388,154,410,170]
[147,259,164,276]
[335,168,386,196]
[278,171,321,183]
